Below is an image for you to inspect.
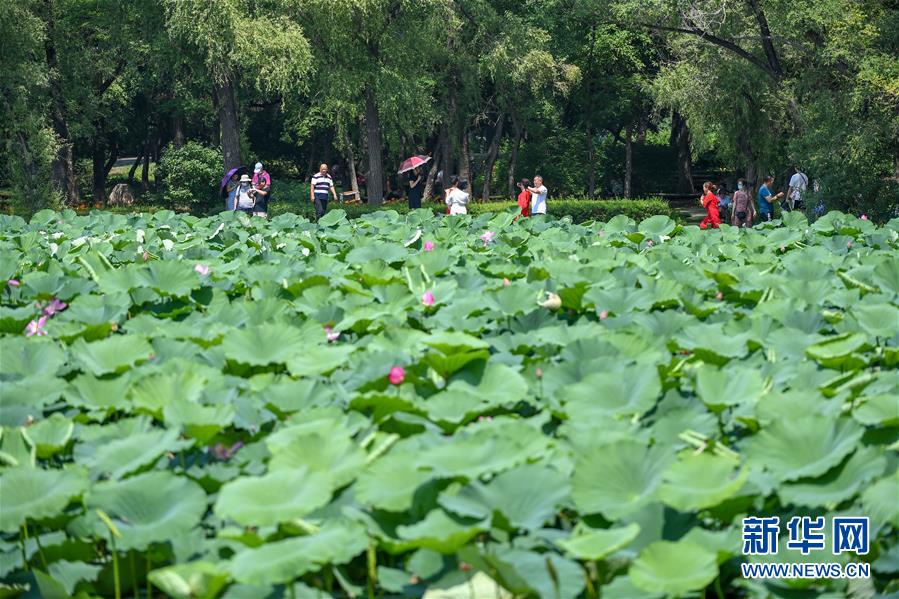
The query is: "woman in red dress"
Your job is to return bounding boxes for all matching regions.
[700,181,721,229]
[516,178,531,218]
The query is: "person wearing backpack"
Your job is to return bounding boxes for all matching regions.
[731,178,755,227]
[786,165,808,211]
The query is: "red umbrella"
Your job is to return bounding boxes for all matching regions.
[398,155,431,174]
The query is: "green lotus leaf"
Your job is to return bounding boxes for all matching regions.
[87,471,207,550]
[163,400,235,443]
[286,344,356,377]
[852,302,899,337]
[556,523,641,560]
[561,366,661,418]
[778,446,886,508]
[805,333,868,367]
[266,419,365,487]
[421,572,512,599]
[0,427,35,468]
[221,323,309,366]
[73,335,154,376]
[658,452,748,511]
[396,509,485,553]
[47,560,102,596]
[438,464,570,530]
[215,468,333,527]
[571,440,672,519]
[355,450,432,512]
[695,365,765,409]
[78,427,192,480]
[638,215,676,238]
[130,369,207,414]
[872,256,899,294]
[148,561,228,599]
[65,373,131,410]
[135,260,201,296]
[744,416,863,482]
[422,330,489,354]
[0,467,88,532]
[480,547,585,599]
[229,521,367,585]
[21,413,73,458]
[0,337,66,379]
[862,471,899,528]
[629,540,718,597]
[852,395,899,426]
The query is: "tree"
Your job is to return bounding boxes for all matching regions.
[165,0,312,172]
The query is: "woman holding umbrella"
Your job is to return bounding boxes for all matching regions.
[398,155,431,209]
[221,166,248,211]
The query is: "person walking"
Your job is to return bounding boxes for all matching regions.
[310,163,338,220]
[516,178,531,218]
[731,178,755,227]
[251,162,271,218]
[786,165,808,211]
[407,166,424,209]
[234,174,256,215]
[527,176,548,216]
[445,176,470,215]
[757,175,784,222]
[699,181,721,229]
[224,171,239,211]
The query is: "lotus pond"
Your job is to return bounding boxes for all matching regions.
[1,208,897,599]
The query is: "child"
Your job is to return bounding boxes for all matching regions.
[516,178,531,218]
[699,181,721,229]
[444,177,470,215]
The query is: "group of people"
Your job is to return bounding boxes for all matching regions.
[224,162,272,217]
[699,165,809,229]
[438,175,548,217]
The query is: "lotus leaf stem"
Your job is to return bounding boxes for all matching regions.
[111,534,121,599]
[146,554,152,599]
[366,540,377,599]
[130,551,139,599]
[19,523,29,572]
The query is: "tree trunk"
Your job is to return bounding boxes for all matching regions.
[128,145,144,185]
[458,127,471,184]
[586,122,596,197]
[43,9,77,205]
[423,142,441,202]
[90,135,117,206]
[670,111,694,193]
[341,127,360,200]
[214,76,241,172]
[141,150,150,193]
[440,124,451,189]
[480,112,505,201]
[507,121,522,198]
[364,86,384,205]
[172,114,185,149]
[624,125,633,198]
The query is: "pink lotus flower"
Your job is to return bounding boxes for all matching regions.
[599,309,609,320]
[25,316,48,337]
[535,368,543,379]
[779,245,785,252]
[42,298,67,316]
[6,279,19,287]
[421,290,435,307]
[194,264,210,276]
[389,366,405,385]
[480,231,495,245]
[503,277,510,286]
[210,441,244,461]
[646,239,654,247]
[860,214,868,221]
[847,241,853,249]
[423,240,435,252]
[477,416,493,422]
[324,325,340,342]
[715,292,723,301]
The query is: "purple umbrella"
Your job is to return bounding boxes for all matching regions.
[220,166,248,197]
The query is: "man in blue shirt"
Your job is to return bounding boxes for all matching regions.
[757,175,784,222]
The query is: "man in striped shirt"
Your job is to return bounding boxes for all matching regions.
[310,163,338,220]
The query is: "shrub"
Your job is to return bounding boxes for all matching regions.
[157,142,222,210]
[268,195,672,223]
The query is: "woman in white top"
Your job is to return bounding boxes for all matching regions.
[445,176,470,215]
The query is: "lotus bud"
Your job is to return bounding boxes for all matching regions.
[422,291,435,307]
[389,366,405,385]
[423,240,436,251]
[599,309,609,320]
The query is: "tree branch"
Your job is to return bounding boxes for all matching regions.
[611,20,781,81]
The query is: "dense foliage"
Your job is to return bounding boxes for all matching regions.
[1,0,896,216]
[1,210,897,598]
[156,143,223,211]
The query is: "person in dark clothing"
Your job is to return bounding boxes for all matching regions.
[407,166,424,209]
